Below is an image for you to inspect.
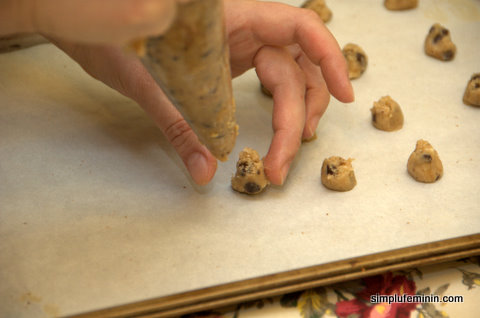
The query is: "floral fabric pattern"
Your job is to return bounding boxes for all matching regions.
[184,257,480,318]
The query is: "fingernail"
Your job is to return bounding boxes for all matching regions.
[186,152,208,185]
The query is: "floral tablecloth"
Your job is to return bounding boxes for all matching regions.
[185,257,480,318]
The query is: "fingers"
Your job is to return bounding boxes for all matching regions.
[25,0,177,45]
[254,46,306,186]
[56,42,217,185]
[248,2,354,103]
[288,45,330,141]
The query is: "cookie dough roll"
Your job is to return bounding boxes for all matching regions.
[139,0,238,161]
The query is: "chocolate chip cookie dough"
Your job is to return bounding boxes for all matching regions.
[140,0,238,162]
[424,23,456,61]
[370,96,404,131]
[342,43,368,80]
[231,148,269,195]
[301,0,332,23]
[384,0,418,10]
[463,73,480,107]
[321,156,356,192]
[407,140,443,183]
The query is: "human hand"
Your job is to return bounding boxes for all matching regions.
[225,0,354,185]
[0,0,179,45]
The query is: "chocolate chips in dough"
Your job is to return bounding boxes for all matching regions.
[321,156,357,192]
[463,73,480,107]
[407,140,444,183]
[425,23,456,61]
[370,96,404,132]
[342,43,368,80]
[231,148,269,195]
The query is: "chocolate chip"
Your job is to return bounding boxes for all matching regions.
[433,34,443,43]
[244,182,261,194]
[443,50,454,60]
[475,83,480,89]
[423,154,432,162]
[372,113,377,123]
[326,165,336,175]
[356,53,366,66]
[472,74,480,81]
[436,174,441,181]
[441,28,449,36]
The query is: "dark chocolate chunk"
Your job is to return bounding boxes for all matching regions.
[443,50,454,60]
[326,165,336,175]
[244,182,261,194]
[356,53,366,66]
[433,34,443,43]
[423,154,432,162]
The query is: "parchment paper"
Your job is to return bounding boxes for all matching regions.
[1,0,479,317]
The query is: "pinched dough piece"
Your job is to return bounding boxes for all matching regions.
[342,43,368,80]
[321,156,356,192]
[384,0,418,10]
[231,148,269,194]
[424,23,456,61]
[463,73,480,107]
[370,96,404,131]
[407,140,443,183]
[301,0,332,23]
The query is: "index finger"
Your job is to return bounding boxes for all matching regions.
[249,2,354,103]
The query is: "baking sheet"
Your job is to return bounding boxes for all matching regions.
[1,0,479,317]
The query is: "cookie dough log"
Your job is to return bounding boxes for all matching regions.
[301,0,332,23]
[231,148,269,195]
[321,156,356,192]
[463,73,480,107]
[342,43,368,80]
[407,140,443,183]
[424,23,456,61]
[140,0,238,161]
[384,0,418,10]
[370,96,404,131]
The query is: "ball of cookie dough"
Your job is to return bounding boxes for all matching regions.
[321,156,356,192]
[463,73,480,107]
[342,43,368,80]
[301,0,332,23]
[370,96,404,131]
[407,140,443,183]
[424,23,456,61]
[231,147,269,195]
[384,0,418,10]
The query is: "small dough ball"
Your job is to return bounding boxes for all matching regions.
[321,156,356,192]
[370,96,404,131]
[384,0,418,10]
[424,23,456,61]
[407,140,443,183]
[231,147,269,194]
[301,0,332,23]
[463,73,480,107]
[342,43,368,80]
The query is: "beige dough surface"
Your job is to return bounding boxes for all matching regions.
[424,23,456,61]
[463,73,480,107]
[321,156,356,192]
[342,43,368,80]
[370,96,404,131]
[407,140,444,183]
[231,148,269,195]
[301,0,332,23]
[384,0,418,11]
